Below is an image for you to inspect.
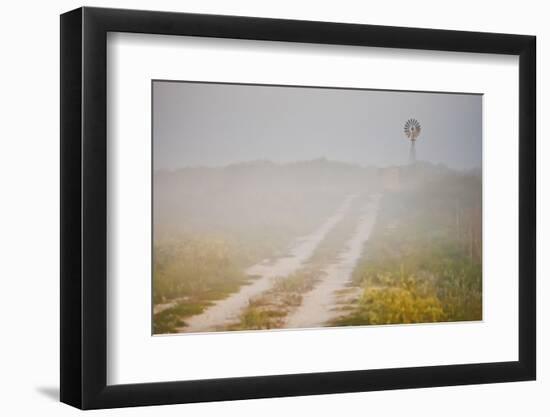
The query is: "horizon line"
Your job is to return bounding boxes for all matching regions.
[153,158,482,173]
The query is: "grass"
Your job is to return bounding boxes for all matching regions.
[333,174,482,327]
[237,308,288,330]
[226,268,323,330]
[152,235,257,333]
[154,301,212,334]
[153,170,482,332]
[307,194,370,266]
[227,194,373,330]
[152,191,358,334]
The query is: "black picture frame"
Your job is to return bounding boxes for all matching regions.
[60,6,536,410]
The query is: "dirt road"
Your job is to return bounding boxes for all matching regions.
[284,194,380,328]
[178,194,359,333]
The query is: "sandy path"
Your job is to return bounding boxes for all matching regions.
[178,194,358,333]
[284,194,381,329]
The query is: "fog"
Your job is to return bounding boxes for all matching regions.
[153,81,482,171]
[152,80,483,334]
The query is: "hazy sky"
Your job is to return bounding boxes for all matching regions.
[153,81,482,171]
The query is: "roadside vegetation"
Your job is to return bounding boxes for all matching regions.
[333,170,482,326]
[153,236,252,333]
[152,160,370,333]
[152,161,483,333]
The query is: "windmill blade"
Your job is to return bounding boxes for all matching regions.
[404,118,421,141]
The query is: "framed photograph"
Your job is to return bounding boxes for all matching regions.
[60,6,536,409]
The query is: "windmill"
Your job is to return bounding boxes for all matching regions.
[404,118,421,164]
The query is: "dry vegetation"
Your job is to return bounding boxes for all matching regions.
[333,169,482,326]
[152,161,482,333]
[153,160,376,333]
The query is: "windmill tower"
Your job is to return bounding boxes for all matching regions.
[404,118,421,164]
